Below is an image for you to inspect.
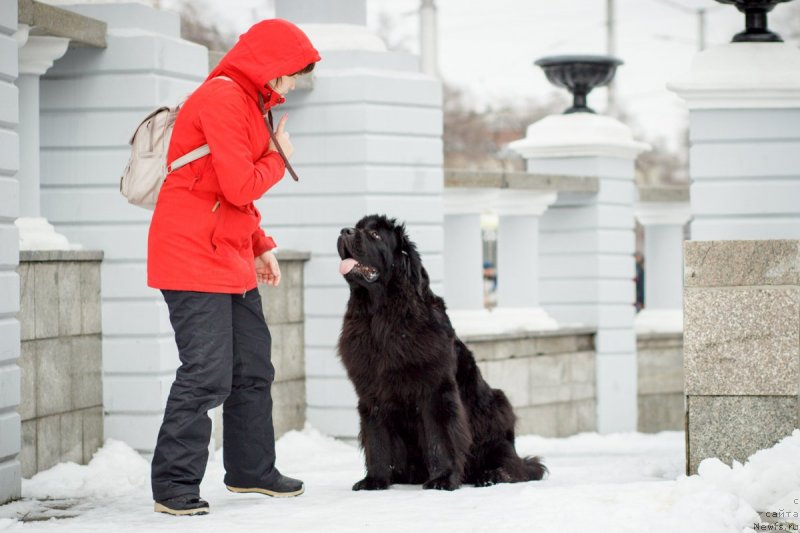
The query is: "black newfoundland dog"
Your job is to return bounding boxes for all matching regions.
[337,214,546,491]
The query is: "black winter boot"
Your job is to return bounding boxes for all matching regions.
[154,494,210,516]
[226,472,304,498]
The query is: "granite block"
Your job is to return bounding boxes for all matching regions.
[684,240,800,288]
[272,379,305,438]
[684,287,799,395]
[82,407,102,464]
[36,414,60,472]
[80,262,101,335]
[529,354,568,386]
[484,357,530,407]
[71,335,102,410]
[18,341,35,421]
[638,346,684,396]
[516,404,558,437]
[467,342,495,362]
[34,263,59,339]
[36,337,73,417]
[576,399,597,433]
[57,262,82,337]
[261,280,288,325]
[20,420,36,479]
[687,395,798,475]
[536,335,581,356]
[17,263,34,342]
[274,323,304,382]
[515,400,594,437]
[529,384,572,406]
[60,411,83,464]
[569,351,596,383]
[638,393,684,433]
[286,279,304,325]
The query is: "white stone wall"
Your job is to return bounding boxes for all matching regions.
[262,49,443,438]
[39,3,207,452]
[0,0,21,504]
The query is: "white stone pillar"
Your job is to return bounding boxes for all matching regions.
[510,112,649,433]
[0,2,21,506]
[443,189,495,311]
[274,0,444,439]
[38,3,208,452]
[669,43,800,240]
[634,198,691,333]
[494,190,558,329]
[14,26,71,250]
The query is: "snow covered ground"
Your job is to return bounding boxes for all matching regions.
[1,426,799,533]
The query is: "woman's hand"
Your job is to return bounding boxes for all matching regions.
[268,114,294,159]
[255,250,281,287]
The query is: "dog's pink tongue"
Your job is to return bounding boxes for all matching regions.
[339,258,358,275]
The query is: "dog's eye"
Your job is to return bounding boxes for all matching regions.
[369,231,381,240]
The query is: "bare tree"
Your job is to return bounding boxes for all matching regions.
[774,1,800,44]
[170,0,236,51]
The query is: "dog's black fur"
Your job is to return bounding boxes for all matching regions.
[337,214,546,491]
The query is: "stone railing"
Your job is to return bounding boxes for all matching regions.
[443,168,598,333]
[636,331,684,433]
[16,250,103,478]
[465,327,596,437]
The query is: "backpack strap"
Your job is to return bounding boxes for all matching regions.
[167,144,210,173]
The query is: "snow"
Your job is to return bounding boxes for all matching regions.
[1,426,799,532]
[14,218,77,251]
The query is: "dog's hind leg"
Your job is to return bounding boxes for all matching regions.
[419,380,471,491]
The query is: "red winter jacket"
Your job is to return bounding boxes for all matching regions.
[147,19,320,294]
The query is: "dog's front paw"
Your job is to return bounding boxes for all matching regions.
[422,473,460,491]
[352,477,390,491]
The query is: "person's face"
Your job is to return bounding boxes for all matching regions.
[269,75,297,96]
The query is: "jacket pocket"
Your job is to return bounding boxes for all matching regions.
[210,200,259,253]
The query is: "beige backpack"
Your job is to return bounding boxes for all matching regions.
[119,103,210,210]
[120,76,299,210]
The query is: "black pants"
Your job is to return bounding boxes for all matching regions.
[151,288,277,501]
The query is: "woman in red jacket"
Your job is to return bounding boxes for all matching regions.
[147,19,320,516]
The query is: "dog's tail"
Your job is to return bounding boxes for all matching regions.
[521,455,547,481]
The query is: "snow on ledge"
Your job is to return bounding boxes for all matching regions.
[449,307,560,338]
[15,217,81,251]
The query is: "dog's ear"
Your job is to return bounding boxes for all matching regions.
[395,224,428,297]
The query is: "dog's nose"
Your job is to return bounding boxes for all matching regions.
[341,228,355,236]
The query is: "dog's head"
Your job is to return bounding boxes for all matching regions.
[337,214,426,294]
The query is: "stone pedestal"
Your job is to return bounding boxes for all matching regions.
[509,112,649,433]
[634,188,691,334]
[274,0,444,439]
[684,240,800,474]
[16,250,104,477]
[669,43,800,240]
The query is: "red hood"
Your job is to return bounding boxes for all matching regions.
[208,19,321,107]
